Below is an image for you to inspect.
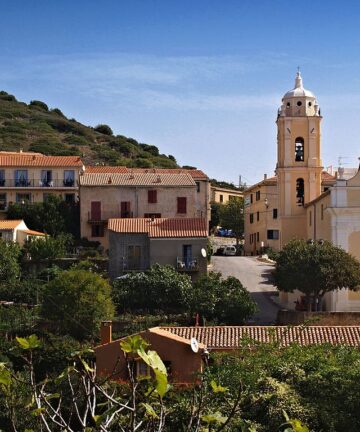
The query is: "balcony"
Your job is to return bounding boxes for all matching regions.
[87,211,134,223]
[0,179,77,188]
[176,257,199,272]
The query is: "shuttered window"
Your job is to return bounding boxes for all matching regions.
[148,190,157,203]
[177,197,187,214]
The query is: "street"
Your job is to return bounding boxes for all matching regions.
[212,256,280,325]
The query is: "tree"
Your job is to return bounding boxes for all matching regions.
[94,124,113,135]
[0,238,21,285]
[41,269,115,340]
[190,272,257,324]
[219,198,244,243]
[112,264,192,314]
[210,202,221,230]
[273,239,360,310]
[23,235,67,261]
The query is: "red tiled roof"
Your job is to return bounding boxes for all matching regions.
[0,154,84,167]
[160,326,360,348]
[85,166,208,179]
[321,171,336,182]
[20,229,46,236]
[108,218,208,238]
[0,220,23,230]
[80,172,196,187]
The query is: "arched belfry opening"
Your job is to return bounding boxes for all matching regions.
[295,137,304,162]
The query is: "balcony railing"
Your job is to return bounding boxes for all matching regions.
[0,179,77,188]
[87,211,134,222]
[176,257,199,272]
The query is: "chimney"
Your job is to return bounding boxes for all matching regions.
[264,174,267,180]
[100,321,112,344]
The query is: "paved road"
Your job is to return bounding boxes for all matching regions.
[212,256,280,325]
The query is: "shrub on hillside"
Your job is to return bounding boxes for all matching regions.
[94,124,113,136]
[29,100,49,111]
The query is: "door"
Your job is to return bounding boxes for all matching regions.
[183,245,192,268]
[121,201,131,218]
[91,201,101,220]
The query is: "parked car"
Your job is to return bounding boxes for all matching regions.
[223,245,237,256]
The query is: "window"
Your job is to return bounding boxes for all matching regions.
[267,230,279,240]
[273,209,278,219]
[91,201,102,220]
[195,181,200,193]
[321,204,324,220]
[16,193,31,203]
[177,197,187,214]
[250,194,253,204]
[128,245,141,269]
[91,224,104,237]
[297,101,302,106]
[256,232,259,242]
[148,190,157,203]
[296,178,305,206]
[295,137,304,162]
[256,191,261,201]
[0,193,6,210]
[15,170,29,187]
[0,170,5,186]
[121,201,131,218]
[309,211,312,226]
[250,213,254,224]
[256,211,259,221]
[65,193,75,203]
[41,170,52,187]
[219,194,223,203]
[64,170,75,187]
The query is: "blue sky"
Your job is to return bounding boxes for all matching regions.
[1,0,360,184]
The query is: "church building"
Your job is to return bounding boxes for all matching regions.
[244,72,360,311]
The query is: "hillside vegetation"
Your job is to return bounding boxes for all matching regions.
[0,91,178,168]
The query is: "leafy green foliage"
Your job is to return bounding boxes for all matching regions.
[29,100,49,111]
[23,235,67,261]
[191,272,257,324]
[41,269,115,340]
[274,239,360,307]
[0,238,21,284]
[113,264,193,314]
[94,123,113,135]
[219,197,244,239]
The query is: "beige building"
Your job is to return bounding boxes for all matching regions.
[244,71,360,312]
[244,175,279,255]
[80,167,210,250]
[0,219,45,245]
[108,217,208,279]
[211,185,243,204]
[0,151,83,216]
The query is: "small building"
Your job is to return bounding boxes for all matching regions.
[108,217,208,279]
[95,323,360,384]
[0,151,83,217]
[210,185,243,204]
[0,219,45,245]
[80,167,210,250]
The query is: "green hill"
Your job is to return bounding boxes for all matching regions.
[0,91,178,168]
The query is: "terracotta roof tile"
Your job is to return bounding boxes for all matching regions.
[80,172,196,187]
[108,218,208,238]
[20,229,46,236]
[0,220,23,230]
[85,166,208,179]
[160,326,360,348]
[0,154,84,167]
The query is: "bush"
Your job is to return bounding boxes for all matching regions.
[94,124,113,136]
[41,269,115,340]
[29,100,49,111]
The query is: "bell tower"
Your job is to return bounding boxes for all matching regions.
[276,71,323,247]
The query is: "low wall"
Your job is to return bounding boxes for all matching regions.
[277,310,360,326]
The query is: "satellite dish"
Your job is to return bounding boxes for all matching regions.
[201,248,207,258]
[190,337,199,353]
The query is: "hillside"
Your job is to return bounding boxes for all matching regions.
[0,91,178,168]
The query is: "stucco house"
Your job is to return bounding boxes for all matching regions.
[0,219,45,245]
[79,166,210,250]
[0,151,84,217]
[108,217,208,279]
[95,322,360,384]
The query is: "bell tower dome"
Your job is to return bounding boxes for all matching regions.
[276,71,323,247]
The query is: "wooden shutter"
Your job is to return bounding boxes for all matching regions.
[121,201,131,218]
[91,201,101,220]
[177,197,187,214]
[148,190,157,203]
